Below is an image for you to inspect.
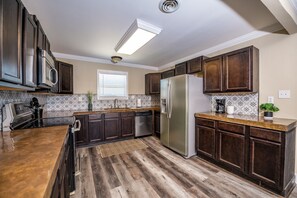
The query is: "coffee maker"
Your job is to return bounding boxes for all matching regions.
[215,99,226,113]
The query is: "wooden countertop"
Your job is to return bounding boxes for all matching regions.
[195,112,297,132]
[0,125,69,198]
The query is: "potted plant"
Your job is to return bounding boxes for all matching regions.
[259,103,279,120]
[87,91,93,111]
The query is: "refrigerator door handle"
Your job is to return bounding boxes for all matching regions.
[168,80,172,119]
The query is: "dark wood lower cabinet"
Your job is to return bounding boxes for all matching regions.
[195,118,296,197]
[196,125,215,159]
[217,130,245,172]
[154,111,160,137]
[88,118,104,144]
[249,137,281,187]
[121,112,135,137]
[105,113,120,140]
[75,115,88,147]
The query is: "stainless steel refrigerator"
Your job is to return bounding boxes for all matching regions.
[160,74,210,158]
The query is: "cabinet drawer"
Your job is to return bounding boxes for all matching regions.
[121,112,135,117]
[250,127,281,143]
[218,122,245,134]
[89,113,103,120]
[195,118,215,128]
[105,112,120,118]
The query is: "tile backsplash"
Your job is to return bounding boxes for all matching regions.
[211,93,259,116]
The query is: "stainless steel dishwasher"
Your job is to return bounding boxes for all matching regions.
[135,110,153,137]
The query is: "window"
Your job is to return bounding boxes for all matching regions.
[97,70,128,100]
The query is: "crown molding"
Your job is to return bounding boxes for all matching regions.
[52,52,159,71]
[159,24,283,70]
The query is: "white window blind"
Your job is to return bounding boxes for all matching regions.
[97,70,128,100]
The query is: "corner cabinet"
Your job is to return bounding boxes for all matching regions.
[0,0,23,84]
[145,73,161,95]
[203,46,259,93]
[195,117,296,197]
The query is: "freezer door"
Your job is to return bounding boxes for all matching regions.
[160,79,169,147]
[168,75,187,155]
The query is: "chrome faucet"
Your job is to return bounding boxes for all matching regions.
[114,99,118,108]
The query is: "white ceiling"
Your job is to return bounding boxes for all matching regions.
[22,0,280,68]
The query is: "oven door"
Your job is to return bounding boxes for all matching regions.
[38,49,58,88]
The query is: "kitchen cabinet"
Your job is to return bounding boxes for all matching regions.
[217,122,245,172]
[203,46,259,93]
[75,115,88,147]
[0,0,23,84]
[203,56,223,93]
[88,114,104,144]
[121,112,135,137]
[154,111,160,137]
[161,69,175,79]
[175,62,187,76]
[22,9,37,87]
[224,46,259,92]
[195,117,296,196]
[104,113,121,140]
[55,61,74,94]
[33,16,46,50]
[145,73,161,95]
[187,56,205,74]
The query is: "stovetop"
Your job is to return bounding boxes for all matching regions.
[14,116,75,130]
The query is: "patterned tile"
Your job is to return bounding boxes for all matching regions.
[211,93,259,116]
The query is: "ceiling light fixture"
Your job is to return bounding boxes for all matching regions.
[115,19,162,55]
[111,56,123,63]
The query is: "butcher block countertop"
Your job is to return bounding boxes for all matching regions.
[0,125,69,198]
[43,106,160,117]
[195,112,297,132]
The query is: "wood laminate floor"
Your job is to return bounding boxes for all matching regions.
[72,136,297,198]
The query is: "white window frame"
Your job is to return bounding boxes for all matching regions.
[97,70,129,100]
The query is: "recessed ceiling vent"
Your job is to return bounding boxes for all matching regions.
[159,0,180,13]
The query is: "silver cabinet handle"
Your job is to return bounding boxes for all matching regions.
[74,120,81,132]
[52,68,58,85]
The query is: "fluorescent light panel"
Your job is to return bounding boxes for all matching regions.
[115,19,162,55]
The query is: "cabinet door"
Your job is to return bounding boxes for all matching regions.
[0,0,23,84]
[58,61,73,94]
[145,73,161,95]
[105,117,120,140]
[224,47,252,92]
[22,10,37,87]
[161,69,175,79]
[249,137,281,188]
[75,115,88,146]
[217,130,245,172]
[203,56,223,93]
[50,176,60,198]
[121,116,135,137]
[196,125,216,159]
[187,56,204,74]
[175,62,187,76]
[88,119,104,144]
[35,19,46,50]
[154,112,160,136]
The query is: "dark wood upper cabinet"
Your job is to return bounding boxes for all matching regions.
[145,73,161,95]
[0,0,23,84]
[55,61,73,94]
[224,46,259,92]
[175,62,187,76]
[33,16,46,51]
[105,113,120,140]
[120,112,135,137]
[203,56,223,93]
[22,9,37,87]
[88,114,104,144]
[161,69,175,79]
[187,56,205,74]
[203,46,259,94]
[75,115,88,147]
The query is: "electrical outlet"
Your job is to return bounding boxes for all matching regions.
[279,90,290,99]
[78,96,83,102]
[267,96,274,103]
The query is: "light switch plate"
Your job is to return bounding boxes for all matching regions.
[268,96,274,103]
[279,90,290,98]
